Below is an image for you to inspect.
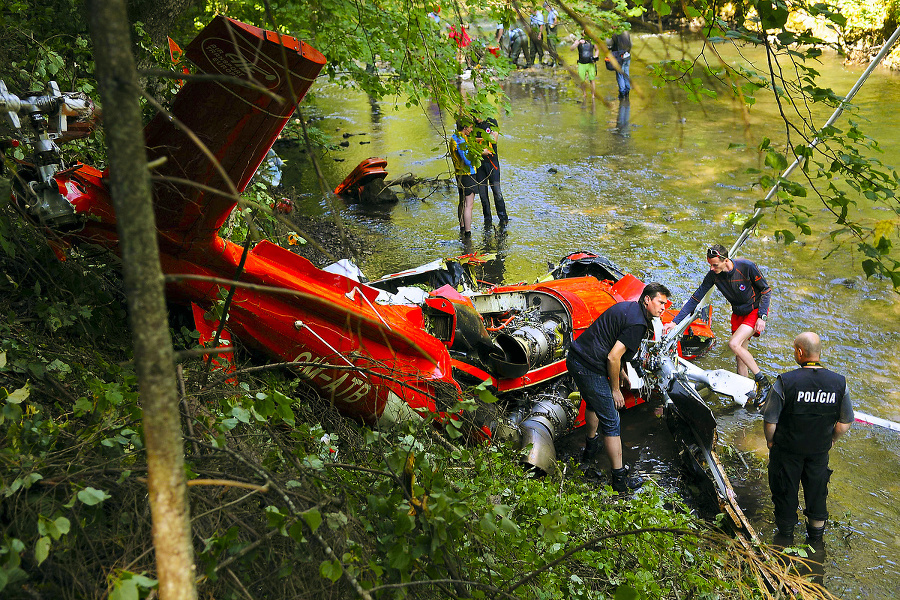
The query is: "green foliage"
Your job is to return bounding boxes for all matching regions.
[108,571,158,600]
[649,0,900,288]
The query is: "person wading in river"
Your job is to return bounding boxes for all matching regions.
[567,282,670,493]
[474,116,508,227]
[571,33,599,104]
[449,116,477,237]
[606,29,631,99]
[762,332,853,542]
[663,244,773,403]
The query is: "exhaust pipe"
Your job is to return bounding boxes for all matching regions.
[517,394,578,474]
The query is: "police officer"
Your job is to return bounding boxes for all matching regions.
[763,332,854,542]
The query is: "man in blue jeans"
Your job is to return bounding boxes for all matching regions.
[608,30,631,99]
[566,282,670,493]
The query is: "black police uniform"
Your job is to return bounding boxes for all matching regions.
[763,366,853,532]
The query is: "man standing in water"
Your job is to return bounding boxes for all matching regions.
[567,282,670,493]
[474,116,508,227]
[663,244,773,403]
[762,332,853,542]
[526,5,545,68]
[606,29,631,99]
[571,33,599,104]
[543,2,559,66]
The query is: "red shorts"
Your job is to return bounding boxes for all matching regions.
[731,309,761,337]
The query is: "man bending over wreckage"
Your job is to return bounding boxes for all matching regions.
[566,282,670,494]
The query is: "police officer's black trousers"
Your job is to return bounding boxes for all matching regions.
[768,446,833,528]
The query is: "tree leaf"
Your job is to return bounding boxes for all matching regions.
[614,584,639,600]
[77,487,112,506]
[6,384,30,404]
[231,406,251,423]
[302,508,322,533]
[53,516,71,537]
[110,579,139,600]
[34,536,51,566]
[319,559,343,582]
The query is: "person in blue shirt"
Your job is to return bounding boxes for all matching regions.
[449,117,477,237]
[543,2,559,66]
[527,6,544,67]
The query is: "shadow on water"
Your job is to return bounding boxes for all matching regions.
[277,36,900,597]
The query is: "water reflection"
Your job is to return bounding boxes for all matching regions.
[480,225,508,285]
[614,98,631,137]
[368,94,381,125]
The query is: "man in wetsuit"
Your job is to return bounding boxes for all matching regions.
[763,332,853,542]
[567,282,670,493]
[474,117,508,227]
[663,244,773,403]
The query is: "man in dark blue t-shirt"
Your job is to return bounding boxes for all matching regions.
[566,282,670,493]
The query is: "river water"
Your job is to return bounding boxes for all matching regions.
[279,34,900,598]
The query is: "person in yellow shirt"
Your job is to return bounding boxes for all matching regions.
[450,116,477,237]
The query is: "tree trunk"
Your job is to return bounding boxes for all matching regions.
[127,0,200,47]
[86,1,198,599]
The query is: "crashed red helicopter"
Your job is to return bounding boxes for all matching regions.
[1,16,761,536]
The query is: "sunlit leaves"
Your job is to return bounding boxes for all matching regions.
[652,0,673,17]
[755,0,790,30]
[765,150,789,171]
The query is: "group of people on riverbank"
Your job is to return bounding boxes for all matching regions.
[504,9,632,102]
[435,3,631,100]
[572,244,854,548]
